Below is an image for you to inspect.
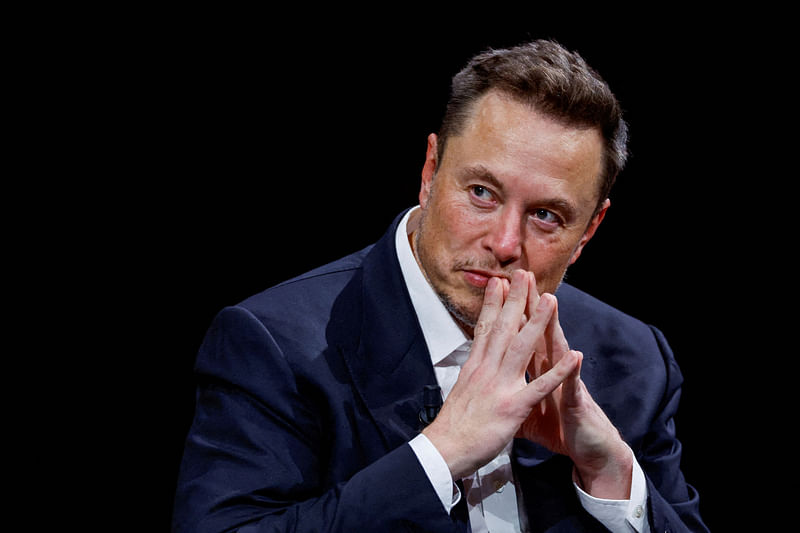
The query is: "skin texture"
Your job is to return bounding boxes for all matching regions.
[412,90,632,499]
[413,91,609,333]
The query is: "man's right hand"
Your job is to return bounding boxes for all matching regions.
[422,269,579,480]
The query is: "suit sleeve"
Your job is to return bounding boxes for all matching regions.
[640,326,709,533]
[172,306,464,533]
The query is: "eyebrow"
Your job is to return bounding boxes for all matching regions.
[462,165,580,223]
[463,165,504,191]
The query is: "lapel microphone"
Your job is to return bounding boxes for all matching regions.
[418,385,442,427]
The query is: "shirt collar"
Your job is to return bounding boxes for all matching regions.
[395,207,471,366]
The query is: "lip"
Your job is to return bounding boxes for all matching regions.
[462,269,507,289]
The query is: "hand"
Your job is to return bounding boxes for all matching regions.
[520,292,633,499]
[422,270,579,480]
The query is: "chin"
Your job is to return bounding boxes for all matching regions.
[437,289,482,329]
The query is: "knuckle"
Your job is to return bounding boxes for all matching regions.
[474,319,493,337]
[481,298,499,311]
[507,335,530,357]
[530,372,557,396]
[491,317,509,335]
[505,289,523,303]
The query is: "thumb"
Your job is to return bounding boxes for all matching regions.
[561,350,584,407]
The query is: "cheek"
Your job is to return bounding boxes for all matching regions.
[524,235,580,289]
[433,197,486,248]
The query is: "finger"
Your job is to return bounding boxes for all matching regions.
[526,271,541,321]
[462,276,504,374]
[497,270,529,331]
[471,276,504,344]
[517,347,579,408]
[561,350,584,407]
[502,292,556,380]
[528,338,549,382]
[483,270,531,369]
[539,295,563,360]
[517,271,538,330]
[529,297,569,383]
[501,277,510,301]
[506,278,530,330]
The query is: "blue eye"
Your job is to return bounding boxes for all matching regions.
[469,185,495,205]
[471,185,491,199]
[534,208,556,222]
[532,209,562,230]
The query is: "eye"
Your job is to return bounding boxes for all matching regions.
[531,208,561,230]
[534,209,556,222]
[471,185,491,199]
[469,185,495,204]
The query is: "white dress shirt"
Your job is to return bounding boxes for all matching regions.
[396,207,650,532]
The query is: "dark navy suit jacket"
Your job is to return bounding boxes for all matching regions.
[173,211,708,532]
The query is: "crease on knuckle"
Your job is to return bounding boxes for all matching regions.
[474,319,492,337]
[492,316,512,335]
[529,373,555,397]
[507,336,530,358]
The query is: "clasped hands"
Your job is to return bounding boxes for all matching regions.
[422,270,633,499]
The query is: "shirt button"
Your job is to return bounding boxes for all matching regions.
[494,480,505,493]
[633,505,643,518]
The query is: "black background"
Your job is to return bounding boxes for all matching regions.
[46,11,788,531]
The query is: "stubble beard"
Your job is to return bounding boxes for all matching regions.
[413,218,485,331]
[412,201,570,334]
[437,289,480,330]
[414,224,570,333]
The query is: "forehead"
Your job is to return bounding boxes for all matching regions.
[445,91,604,207]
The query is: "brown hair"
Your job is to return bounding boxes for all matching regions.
[437,40,628,211]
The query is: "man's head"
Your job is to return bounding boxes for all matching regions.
[411,40,628,332]
[436,40,628,213]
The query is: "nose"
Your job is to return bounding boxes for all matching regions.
[481,207,523,266]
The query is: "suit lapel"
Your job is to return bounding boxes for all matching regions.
[336,212,439,451]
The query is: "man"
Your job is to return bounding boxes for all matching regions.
[173,40,707,532]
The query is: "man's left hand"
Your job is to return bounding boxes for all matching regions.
[520,279,633,500]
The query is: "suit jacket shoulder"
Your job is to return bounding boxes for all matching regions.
[556,281,678,427]
[239,243,373,326]
[557,282,665,357]
[177,216,467,532]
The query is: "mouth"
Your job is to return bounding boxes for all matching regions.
[462,269,508,289]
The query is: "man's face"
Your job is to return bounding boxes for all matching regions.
[413,90,609,329]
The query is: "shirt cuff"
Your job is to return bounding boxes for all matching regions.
[408,434,461,512]
[573,444,649,533]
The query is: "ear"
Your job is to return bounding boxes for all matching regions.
[568,198,610,265]
[419,133,438,209]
